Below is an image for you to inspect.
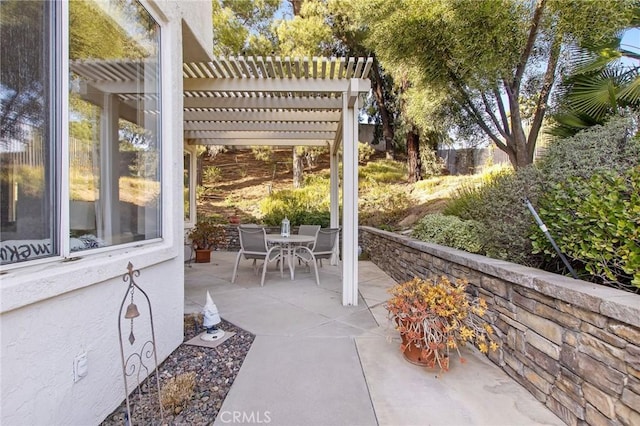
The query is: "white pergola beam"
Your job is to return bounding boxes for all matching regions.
[184,130,335,140]
[184,121,336,132]
[183,110,340,121]
[184,77,358,93]
[183,96,342,109]
[187,139,330,147]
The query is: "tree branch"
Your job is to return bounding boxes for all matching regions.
[513,0,547,92]
[481,92,509,139]
[494,86,511,137]
[459,95,508,152]
[527,32,562,158]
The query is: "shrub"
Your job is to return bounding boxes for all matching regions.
[359,159,406,183]
[161,372,196,411]
[444,166,545,265]
[259,186,331,227]
[420,149,444,178]
[412,213,484,254]
[358,141,376,163]
[251,146,274,163]
[537,114,640,183]
[203,166,222,183]
[534,166,640,291]
[359,182,411,228]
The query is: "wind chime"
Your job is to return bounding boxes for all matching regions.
[118,262,163,424]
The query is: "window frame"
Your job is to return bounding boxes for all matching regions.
[0,0,178,316]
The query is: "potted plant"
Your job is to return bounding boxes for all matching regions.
[385,275,499,371]
[188,218,227,263]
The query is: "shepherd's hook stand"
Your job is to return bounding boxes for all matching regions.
[118,262,164,424]
[522,198,578,279]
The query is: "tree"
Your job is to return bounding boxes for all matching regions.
[212,0,281,56]
[551,30,640,137]
[359,0,636,169]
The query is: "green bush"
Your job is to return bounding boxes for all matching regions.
[203,166,222,183]
[359,159,406,183]
[420,149,444,178]
[444,166,545,265]
[359,182,411,228]
[251,146,274,163]
[412,213,484,254]
[534,166,640,291]
[259,185,331,227]
[537,114,640,183]
[358,142,376,163]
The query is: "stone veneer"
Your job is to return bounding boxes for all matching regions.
[360,226,640,426]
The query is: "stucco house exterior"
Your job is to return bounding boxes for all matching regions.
[1,1,213,424]
[1,0,371,423]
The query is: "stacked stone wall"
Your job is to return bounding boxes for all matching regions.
[360,226,640,426]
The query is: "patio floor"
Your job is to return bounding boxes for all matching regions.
[185,251,564,426]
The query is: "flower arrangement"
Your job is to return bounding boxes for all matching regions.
[188,218,227,251]
[385,275,499,371]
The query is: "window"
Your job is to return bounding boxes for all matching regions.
[0,0,162,266]
[0,1,57,264]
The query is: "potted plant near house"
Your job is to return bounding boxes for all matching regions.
[386,275,499,371]
[188,218,227,263]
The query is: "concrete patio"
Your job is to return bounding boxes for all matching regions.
[185,251,565,426]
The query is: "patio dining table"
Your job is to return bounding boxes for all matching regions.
[265,234,317,281]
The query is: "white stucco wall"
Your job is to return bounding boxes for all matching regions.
[0,2,211,424]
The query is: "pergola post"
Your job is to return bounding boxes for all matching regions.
[329,140,340,265]
[341,86,360,306]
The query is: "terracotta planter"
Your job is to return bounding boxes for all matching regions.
[195,249,211,263]
[400,331,435,367]
[396,318,447,369]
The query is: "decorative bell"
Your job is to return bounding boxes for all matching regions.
[124,303,140,319]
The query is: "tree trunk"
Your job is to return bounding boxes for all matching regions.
[292,148,303,188]
[371,61,395,159]
[289,0,303,15]
[407,128,422,183]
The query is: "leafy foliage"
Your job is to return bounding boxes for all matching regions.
[411,214,484,254]
[358,142,376,163]
[445,166,545,266]
[203,166,223,183]
[259,183,331,227]
[188,216,227,250]
[420,148,444,178]
[359,182,411,228]
[358,159,406,183]
[386,276,499,372]
[358,0,635,168]
[537,114,640,182]
[533,167,640,291]
[251,146,274,163]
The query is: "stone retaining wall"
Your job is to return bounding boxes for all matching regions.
[360,226,640,426]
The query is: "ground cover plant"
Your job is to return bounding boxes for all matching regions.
[441,114,640,292]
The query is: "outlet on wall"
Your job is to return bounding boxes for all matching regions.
[73,352,88,383]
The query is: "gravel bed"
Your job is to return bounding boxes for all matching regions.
[102,315,254,425]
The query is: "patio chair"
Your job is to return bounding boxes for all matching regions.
[295,227,340,270]
[231,227,280,286]
[313,228,340,267]
[297,224,320,251]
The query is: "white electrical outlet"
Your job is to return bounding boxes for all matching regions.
[73,352,88,383]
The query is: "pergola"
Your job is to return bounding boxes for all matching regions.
[183,56,373,306]
[71,55,373,305]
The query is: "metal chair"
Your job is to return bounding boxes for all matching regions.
[297,224,320,251]
[298,224,320,239]
[309,227,340,267]
[231,227,280,286]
